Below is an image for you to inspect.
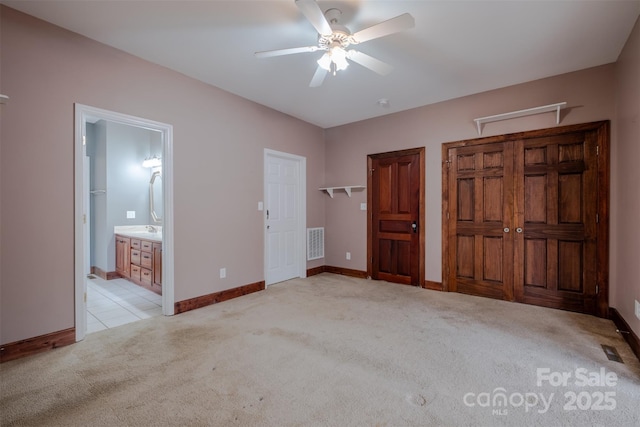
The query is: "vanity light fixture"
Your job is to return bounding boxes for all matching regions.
[142,155,162,168]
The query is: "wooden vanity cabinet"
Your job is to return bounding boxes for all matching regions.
[140,250,153,269]
[130,264,141,281]
[130,248,141,265]
[153,242,162,289]
[140,268,152,286]
[115,234,162,292]
[115,236,131,278]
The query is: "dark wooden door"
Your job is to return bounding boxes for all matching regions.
[369,148,424,286]
[513,133,598,313]
[445,142,515,300]
[443,122,609,316]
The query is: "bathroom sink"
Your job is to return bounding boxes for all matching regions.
[114,225,163,241]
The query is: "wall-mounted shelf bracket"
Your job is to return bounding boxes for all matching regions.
[473,102,567,135]
[319,185,365,198]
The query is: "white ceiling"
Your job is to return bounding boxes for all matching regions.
[3,0,639,128]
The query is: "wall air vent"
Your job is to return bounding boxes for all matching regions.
[307,227,325,261]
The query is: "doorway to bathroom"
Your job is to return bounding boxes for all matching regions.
[74,104,174,342]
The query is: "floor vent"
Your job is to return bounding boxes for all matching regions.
[601,344,624,363]
[307,227,325,261]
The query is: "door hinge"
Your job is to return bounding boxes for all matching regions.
[596,145,599,156]
[595,285,599,294]
[446,211,450,220]
[369,168,375,176]
[596,214,599,223]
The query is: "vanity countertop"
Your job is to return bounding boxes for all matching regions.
[114,226,162,243]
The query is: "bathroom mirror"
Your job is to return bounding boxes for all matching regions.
[150,170,163,224]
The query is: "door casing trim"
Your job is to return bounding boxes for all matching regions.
[74,104,175,342]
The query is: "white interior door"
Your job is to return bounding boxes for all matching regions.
[264,151,306,286]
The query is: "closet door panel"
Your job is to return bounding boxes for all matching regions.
[513,132,598,314]
[444,122,607,316]
[446,143,514,300]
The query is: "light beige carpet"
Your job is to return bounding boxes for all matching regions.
[1,273,639,426]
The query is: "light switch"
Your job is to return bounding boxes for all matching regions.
[360,203,367,211]
[258,201,264,211]
[126,211,136,219]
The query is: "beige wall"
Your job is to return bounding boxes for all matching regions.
[326,21,640,335]
[1,5,638,346]
[0,7,325,344]
[325,65,615,282]
[613,16,640,337]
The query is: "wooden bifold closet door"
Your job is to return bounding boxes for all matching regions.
[443,121,609,316]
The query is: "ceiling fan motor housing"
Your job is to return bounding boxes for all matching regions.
[318,8,354,50]
[318,29,351,50]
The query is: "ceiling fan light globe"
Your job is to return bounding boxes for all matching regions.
[327,46,348,71]
[331,46,347,60]
[317,53,332,71]
[334,56,349,71]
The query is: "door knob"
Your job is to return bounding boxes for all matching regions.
[412,221,417,233]
[516,227,523,233]
[503,227,510,233]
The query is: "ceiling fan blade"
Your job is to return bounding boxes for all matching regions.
[255,46,319,58]
[295,0,332,36]
[347,50,393,76]
[309,64,328,87]
[351,13,415,44]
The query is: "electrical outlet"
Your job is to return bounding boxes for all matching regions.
[126,210,136,219]
[346,252,351,260]
[220,268,226,279]
[635,300,640,321]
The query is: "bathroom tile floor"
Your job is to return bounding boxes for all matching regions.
[87,276,163,334]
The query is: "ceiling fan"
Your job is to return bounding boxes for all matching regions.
[255,0,415,87]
